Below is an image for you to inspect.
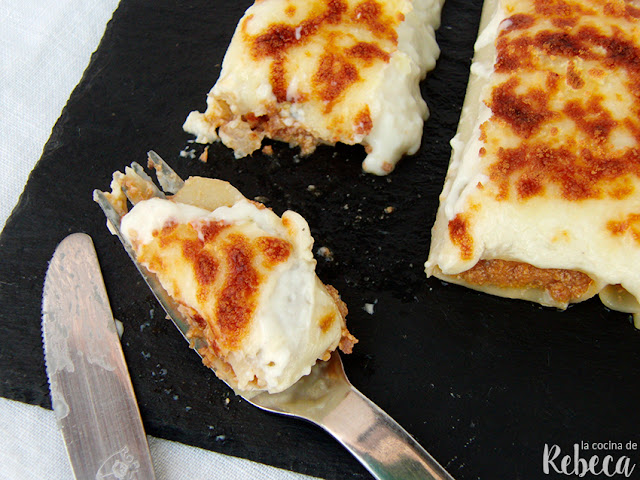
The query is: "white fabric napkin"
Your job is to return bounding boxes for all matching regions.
[0,0,118,228]
[0,397,320,480]
[0,1,322,478]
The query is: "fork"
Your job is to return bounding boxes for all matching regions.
[93,151,456,480]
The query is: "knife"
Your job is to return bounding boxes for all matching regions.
[42,233,156,480]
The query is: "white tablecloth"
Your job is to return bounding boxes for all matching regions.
[0,1,320,478]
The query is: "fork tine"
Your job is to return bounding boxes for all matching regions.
[116,167,166,206]
[130,161,161,188]
[93,189,127,234]
[147,150,185,194]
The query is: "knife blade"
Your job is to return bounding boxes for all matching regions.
[42,233,156,480]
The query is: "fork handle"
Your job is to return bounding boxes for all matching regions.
[320,386,456,480]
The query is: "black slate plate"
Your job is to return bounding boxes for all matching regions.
[2,1,640,479]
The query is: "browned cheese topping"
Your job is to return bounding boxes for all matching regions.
[137,219,292,352]
[243,0,399,120]
[607,212,640,243]
[481,0,640,202]
[448,213,475,261]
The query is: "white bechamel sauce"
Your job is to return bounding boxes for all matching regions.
[437,0,505,221]
[121,198,344,394]
[361,0,443,175]
[120,198,210,245]
[361,51,428,175]
[183,111,218,144]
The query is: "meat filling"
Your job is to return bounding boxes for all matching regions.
[457,259,593,304]
[243,112,321,155]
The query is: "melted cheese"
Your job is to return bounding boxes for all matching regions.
[183,0,444,175]
[120,194,355,395]
[426,0,640,325]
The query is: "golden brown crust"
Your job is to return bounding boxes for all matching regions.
[351,0,399,43]
[138,219,294,352]
[313,52,360,113]
[216,233,262,348]
[607,213,640,244]
[482,0,640,202]
[245,0,395,106]
[354,106,373,135]
[448,214,474,261]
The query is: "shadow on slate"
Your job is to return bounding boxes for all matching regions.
[2,0,640,479]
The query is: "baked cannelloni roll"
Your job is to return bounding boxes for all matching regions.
[184,0,445,175]
[103,167,356,395]
[426,0,640,326]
